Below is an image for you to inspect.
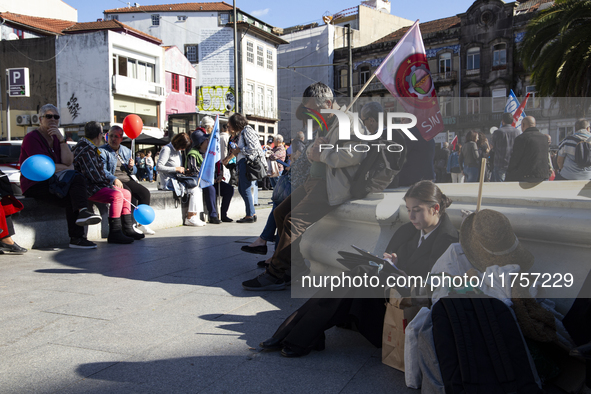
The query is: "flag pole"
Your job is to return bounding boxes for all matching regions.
[476,158,487,212]
[345,73,377,112]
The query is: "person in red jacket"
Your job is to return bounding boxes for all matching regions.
[0,170,27,254]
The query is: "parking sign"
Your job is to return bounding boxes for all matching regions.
[7,68,30,97]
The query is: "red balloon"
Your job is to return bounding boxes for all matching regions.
[122,114,143,139]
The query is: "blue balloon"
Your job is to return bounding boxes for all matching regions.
[133,204,155,225]
[21,154,55,181]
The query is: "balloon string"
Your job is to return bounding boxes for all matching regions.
[109,186,139,209]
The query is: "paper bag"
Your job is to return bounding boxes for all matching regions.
[382,288,429,372]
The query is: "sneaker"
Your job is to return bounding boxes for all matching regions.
[137,224,155,235]
[76,208,102,226]
[185,216,206,227]
[69,237,97,249]
[242,270,286,291]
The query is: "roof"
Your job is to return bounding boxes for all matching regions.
[0,12,75,35]
[372,16,461,45]
[63,20,162,44]
[104,2,233,13]
[515,0,554,13]
[228,21,289,45]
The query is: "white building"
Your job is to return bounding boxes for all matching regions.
[56,21,167,141]
[103,2,288,143]
[0,0,77,22]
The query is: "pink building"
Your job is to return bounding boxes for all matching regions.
[164,46,197,116]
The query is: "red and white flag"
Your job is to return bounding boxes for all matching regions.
[450,135,458,150]
[375,20,444,141]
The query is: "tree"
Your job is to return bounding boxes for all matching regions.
[519,0,591,101]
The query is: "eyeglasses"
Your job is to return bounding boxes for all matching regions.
[43,114,60,120]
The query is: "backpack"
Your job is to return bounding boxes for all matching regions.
[431,295,542,394]
[342,129,407,200]
[572,135,591,168]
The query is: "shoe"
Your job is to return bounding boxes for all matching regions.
[257,260,269,268]
[254,215,257,222]
[121,215,145,240]
[280,336,325,358]
[260,337,282,351]
[0,242,28,254]
[137,224,155,235]
[69,237,97,249]
[107,218,134,244]
[241,245,268,255]
[221,216,233,223]
[254,204,260,207]
[236,216,255,223]
[76,208,102,226]
[242,270,286,291]
[209,217,221,224]
[185,216,206,226]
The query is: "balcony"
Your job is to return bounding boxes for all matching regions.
[352,80,386,95]
[112,75,166,102]
[432,70,457,84]
[243,104,279,120]
[466,69,480,76]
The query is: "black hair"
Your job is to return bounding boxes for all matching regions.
[84,121,103,140]
[228,113,249,132]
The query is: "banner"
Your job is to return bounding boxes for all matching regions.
[374,20,444,141]
[502,90,530,131]
[199,115,221,188]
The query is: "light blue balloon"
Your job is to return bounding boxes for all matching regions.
[21,154,55,181]
[133,204,155,225]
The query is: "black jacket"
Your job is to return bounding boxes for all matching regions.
[506,127,549,182]
[385,213,458,277]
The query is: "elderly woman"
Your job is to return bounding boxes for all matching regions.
[73,122,143,244]
[268,134,286,188]
[19,104,101,249]
[157,133,205,226]
[100,126,155,235]
[226,113,264,223]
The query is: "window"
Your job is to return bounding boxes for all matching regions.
[177,15,187,21]
[257,86,264,113]
[147,64,155,83]
[492,88,506,112]
[467,47,480,71]
[151,14,160,26]
[266,88,274,116]
[185,77,192,95]
[339,69,348,89]
[127,58,137,79]
[493,43,506,67]
[219,13,229,25]
[257,45,264,67]
[466,93,480,115]
[172,73,179,92]
[525,86,539,109]
[137,62,147,82]
[246,41,254,64]
[245,83,254,111]
[110,15,119,21]
[439,53,452,75]
[267,49,273,70]
[439,96,453,117]
[559,126,574,142]
[185,45,198,63]
[359,66,370,85]
[117,56,127,76]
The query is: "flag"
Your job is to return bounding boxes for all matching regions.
[501,90,530,131]
[199,115,221,188]
[450,135,458,150]
[374,20,444,141]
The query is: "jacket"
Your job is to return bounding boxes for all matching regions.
[447,151,462,173]
[306,108,369,206]
[156,143,182,190]
[506,127,549,182]
[492,125,521,171]
[73,138,110,197]
[99,143,137,185]
[460,141,479,168]
[385,213,459,278]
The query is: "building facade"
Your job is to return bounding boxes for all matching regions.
[164,46,198,117]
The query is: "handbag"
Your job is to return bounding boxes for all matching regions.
[245,156,267,181]
[48,170,78,199]
[176,173,199,189]
[272,171,291,204]
[267,159,280,178]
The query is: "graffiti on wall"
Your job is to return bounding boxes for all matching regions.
[67,93,81,121]
[198,86,235,112]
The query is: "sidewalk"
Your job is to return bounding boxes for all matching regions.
[0,207,412,393]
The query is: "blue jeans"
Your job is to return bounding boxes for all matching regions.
[260,202,279,250]
[491,168,506,182]
[238,159,255,217]
[464,166,480,183]
[251,180,259,205]
[146,166,153,182]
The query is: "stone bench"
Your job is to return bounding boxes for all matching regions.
[300,180,591,315]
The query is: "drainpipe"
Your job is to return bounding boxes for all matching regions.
[233,0,239,113]
[346,24,353,102]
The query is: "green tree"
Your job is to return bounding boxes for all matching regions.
[519,0,591,99]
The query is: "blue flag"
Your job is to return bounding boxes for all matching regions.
[501,90,528,131]
[199,115,220,188]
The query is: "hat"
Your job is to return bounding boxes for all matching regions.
[191,129,210,148]
[459,209,534,272]
[200,116,215,128]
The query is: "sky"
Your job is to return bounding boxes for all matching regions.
[64,0,477,29]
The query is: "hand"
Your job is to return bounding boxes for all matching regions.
[47,126,64,142]
[175,167,185,174]
[383,252,398,266]
[113,179,124,189]
[128,159,135,167]
[231,147,240,156]
[215,176,224,183]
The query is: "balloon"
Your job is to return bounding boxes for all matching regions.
[122,114,143,139]
[20,154,55,181]
[133,204,155,225]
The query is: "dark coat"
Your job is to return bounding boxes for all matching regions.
[395,127,436,187]
[506,127,549,182]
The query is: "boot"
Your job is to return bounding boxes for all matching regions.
[107,217,135,244]
[121,214,145,240]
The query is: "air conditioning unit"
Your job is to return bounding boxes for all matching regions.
[16,115,31,126]
[31,114,40,125]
